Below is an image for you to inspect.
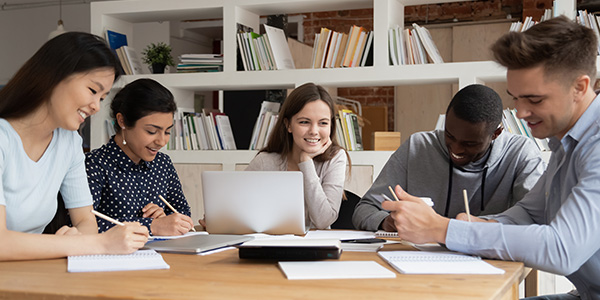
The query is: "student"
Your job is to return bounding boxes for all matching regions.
[245,82,348,229]
[353,84,546,231]
[382,16,599,300]
[86,78,194,236]
[0,32,149,261]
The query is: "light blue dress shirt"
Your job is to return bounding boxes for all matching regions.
[446,95,600,300]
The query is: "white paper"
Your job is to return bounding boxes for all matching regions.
[303,230,375,240]
[68,250,170,273]
[378,251,505,275]
[278,261,396,280]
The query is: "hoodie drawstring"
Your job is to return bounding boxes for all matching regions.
[444,144,493,217]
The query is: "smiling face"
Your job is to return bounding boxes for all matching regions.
[444,108,496,167]
[118,112,174,164]
[507,66,578,140]
[47,68,115,131]
[286,99,332,155]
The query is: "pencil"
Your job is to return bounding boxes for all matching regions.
[158,195,179,214]
[158,195,196,232]
[388,186,400,201]
[91,209,124,226]
[462,189,472,222]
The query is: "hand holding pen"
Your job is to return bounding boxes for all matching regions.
[148,195,196,235]
[381,185,449,245]
[91,210,149,254]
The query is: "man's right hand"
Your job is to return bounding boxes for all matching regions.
[380,215,397,232]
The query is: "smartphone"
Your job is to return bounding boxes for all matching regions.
[340,238,386,244]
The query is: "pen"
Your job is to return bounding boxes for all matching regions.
[462,189,472,222]
[158,195,196,232]
[91,209,124,226]
[158,195,179,214]
[387,186,400,201]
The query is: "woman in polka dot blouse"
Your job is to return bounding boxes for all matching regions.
[86,79,194,236]
[245,83,349,230]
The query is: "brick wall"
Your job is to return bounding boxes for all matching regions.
[301,0,551,131]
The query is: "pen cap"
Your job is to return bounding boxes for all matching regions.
[420,197,434,207]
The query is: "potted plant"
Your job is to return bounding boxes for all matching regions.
[141,42,174,74]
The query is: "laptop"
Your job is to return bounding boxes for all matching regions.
[144,234,253,254]
[202,171,306,235]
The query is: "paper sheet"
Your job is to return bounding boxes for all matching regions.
[278,261,396,280]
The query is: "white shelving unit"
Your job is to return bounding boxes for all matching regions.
[89,0,503,173]
[89,0,581,180]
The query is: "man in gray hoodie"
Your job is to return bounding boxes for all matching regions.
[353,84,546,231]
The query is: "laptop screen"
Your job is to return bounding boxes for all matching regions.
[201,171,306,235]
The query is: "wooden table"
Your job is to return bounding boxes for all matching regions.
[0,244,524,300]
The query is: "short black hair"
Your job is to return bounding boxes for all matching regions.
[446,84,502,134]
[110,78,176,132]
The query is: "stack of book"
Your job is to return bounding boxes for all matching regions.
[236,24,296,71]
[576,10,600,55]
[502,108,550,151]
[176,54,223,73]
[509,9,552,32]
[388,23,443,66]
[311,25,373,68]
[167,109,236,151]
[336,109,363,151]
[249,101,281,150]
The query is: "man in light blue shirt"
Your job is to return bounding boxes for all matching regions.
[381,16,600,300]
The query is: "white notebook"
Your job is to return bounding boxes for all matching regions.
[67,250,170,272]
[378,251,505,275]
[278,261,396,280]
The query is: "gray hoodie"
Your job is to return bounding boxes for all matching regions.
[353,129,546,231]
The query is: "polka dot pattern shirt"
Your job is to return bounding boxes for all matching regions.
[85,137,191,233]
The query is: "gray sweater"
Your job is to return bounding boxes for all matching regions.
[353,130,546,231]
[246,150,347,230]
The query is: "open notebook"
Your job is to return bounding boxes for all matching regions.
[67,249,170,272]
[378,251,505,274]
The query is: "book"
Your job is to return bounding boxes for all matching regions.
[375,230,399,238]
[360,31,374,67]
[342,25,363,67]
[105,29,128,51]
[412,23,443,64]
[250,101,281,150]
[115,47,132,75]
[122,46,145,74]
[313,27,331,68]
[350,113,363,150]
[67,249,170,272]
[378,251,505,274]
[388,28,399,66]
[278,261,396,280]
[215,114,237,150]
[263,24,296,70]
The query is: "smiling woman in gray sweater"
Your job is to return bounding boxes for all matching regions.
[246,83,348,230]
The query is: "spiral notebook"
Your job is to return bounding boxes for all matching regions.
[378,251,505,274]
[67,250,170,272]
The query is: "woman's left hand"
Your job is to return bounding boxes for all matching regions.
[301,138,332,162]
[142,203,167,219]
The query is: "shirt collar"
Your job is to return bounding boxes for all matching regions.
[108,137,152,171]
[551,93,600,151]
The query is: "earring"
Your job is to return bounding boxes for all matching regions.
[121,127,127,145]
